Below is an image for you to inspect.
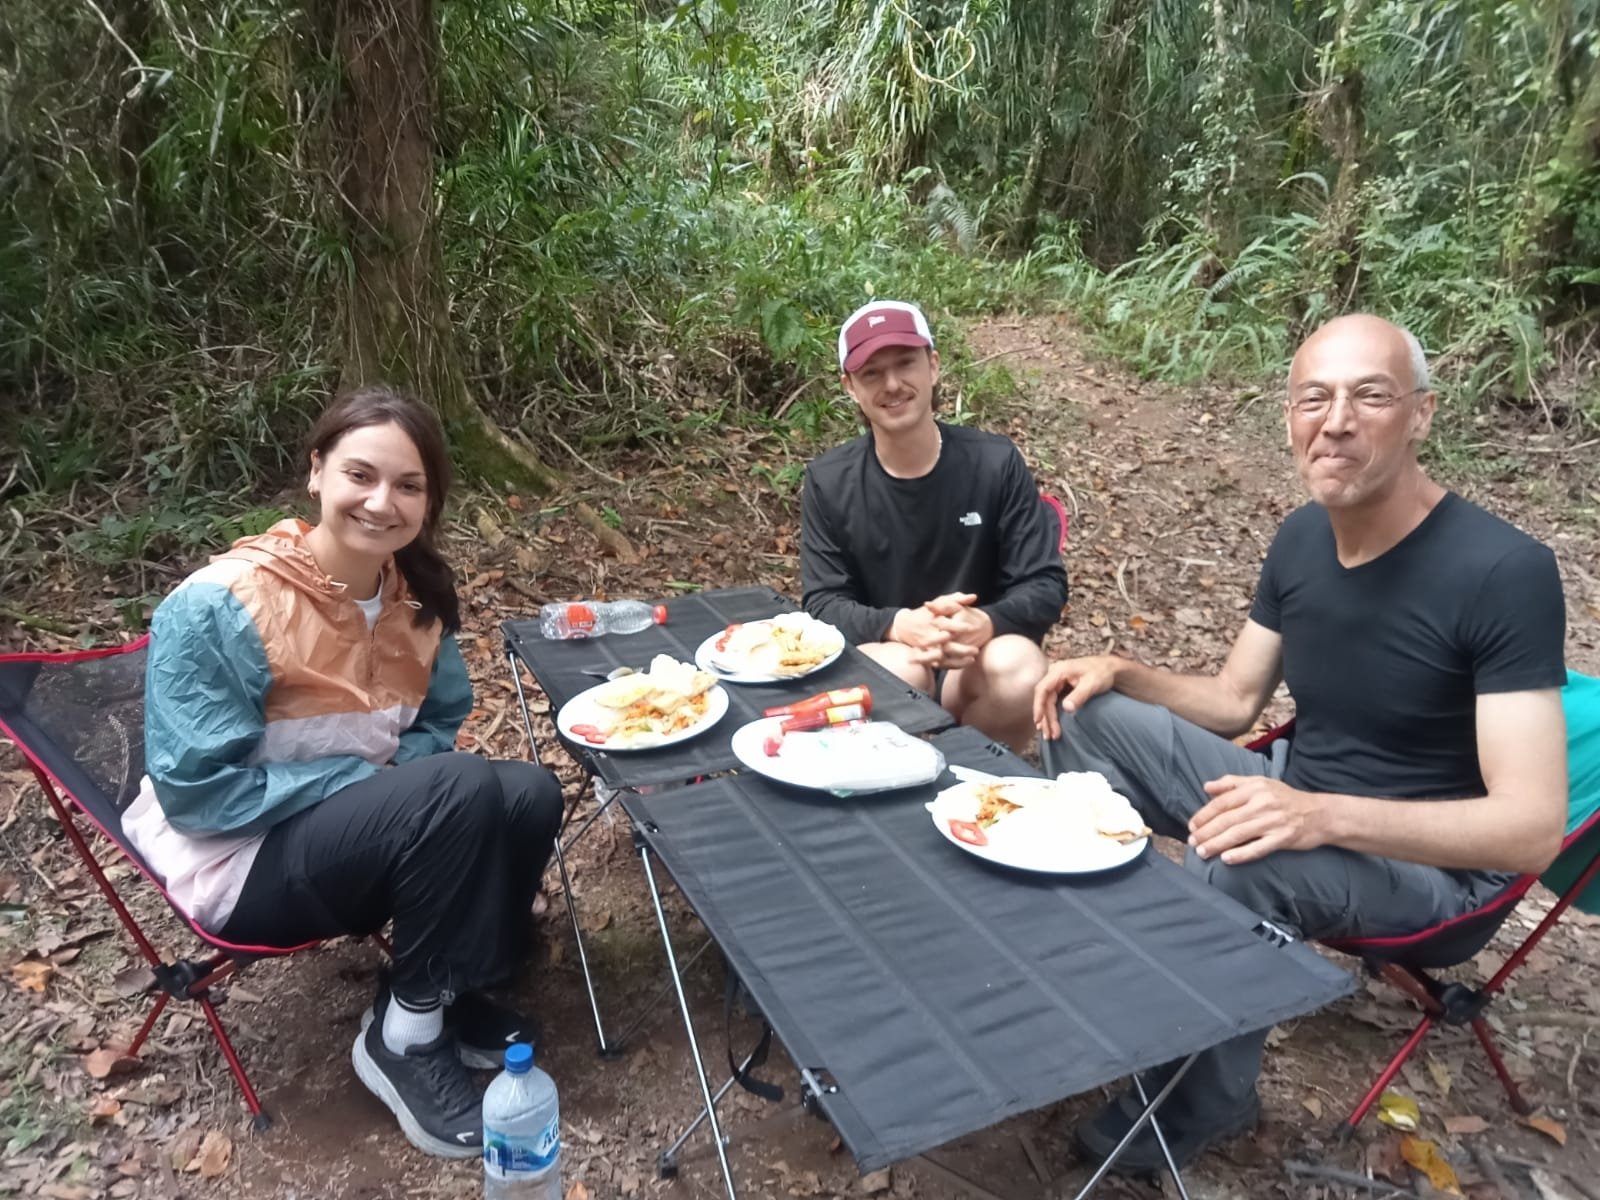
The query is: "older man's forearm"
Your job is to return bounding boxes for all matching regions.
[1319,791,1565,876]
[1111,660,1264,740]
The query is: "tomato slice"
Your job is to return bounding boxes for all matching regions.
[948,819,988,847]
[715,623,743,652]
[568,723,608,745]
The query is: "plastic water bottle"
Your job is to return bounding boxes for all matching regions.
[538,600,667,639]
[482,1043,561,1199]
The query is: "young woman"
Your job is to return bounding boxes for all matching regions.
[124,385,562,1158]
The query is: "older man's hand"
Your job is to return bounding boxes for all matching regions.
[1189,775,1328,865]
[1032,656,1121,739]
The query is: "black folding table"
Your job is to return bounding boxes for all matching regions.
[502,586,956,1057]
[502,585,955,790]
[622,726,1354,1199]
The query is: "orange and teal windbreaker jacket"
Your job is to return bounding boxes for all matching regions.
[123,518,471,930]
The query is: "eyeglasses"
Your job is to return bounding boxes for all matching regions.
[1287,386,1426,418]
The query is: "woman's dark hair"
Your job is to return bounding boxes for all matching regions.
[307,384,460,634]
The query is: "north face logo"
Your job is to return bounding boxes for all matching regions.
[959,512,982,527]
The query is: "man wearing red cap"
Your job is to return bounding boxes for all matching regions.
[800,300,1068,750]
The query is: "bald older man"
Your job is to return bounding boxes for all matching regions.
[1034,315,1569,1172]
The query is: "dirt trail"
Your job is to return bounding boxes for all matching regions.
[3,315,1598,1200]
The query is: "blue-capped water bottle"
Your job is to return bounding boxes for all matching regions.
[482,1042,561,1199]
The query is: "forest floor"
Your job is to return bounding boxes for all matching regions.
[4,314,1600,1200]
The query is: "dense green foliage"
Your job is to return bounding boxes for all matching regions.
[1,0,1596,537]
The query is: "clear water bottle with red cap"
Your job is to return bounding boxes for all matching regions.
[538,600,667,639]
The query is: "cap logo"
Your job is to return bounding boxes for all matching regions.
[868,315,886,326]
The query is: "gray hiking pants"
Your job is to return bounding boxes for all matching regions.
[1040,691,1508,1119]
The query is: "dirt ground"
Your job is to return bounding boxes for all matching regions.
[4,315,1600,1200]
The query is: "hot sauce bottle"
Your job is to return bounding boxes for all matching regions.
[762,686,871,720]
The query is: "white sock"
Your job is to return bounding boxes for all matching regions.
[382,994,443,1054]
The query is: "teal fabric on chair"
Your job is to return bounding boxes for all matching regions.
[1540,671,1600,914]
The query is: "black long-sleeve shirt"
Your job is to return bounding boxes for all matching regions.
[800,423,1069,645]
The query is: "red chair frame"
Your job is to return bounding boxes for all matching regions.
[1041,491,1071,553]
[1246,721,1600,1134]
[0,638,387,1129]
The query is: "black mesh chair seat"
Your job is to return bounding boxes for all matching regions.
[0,637,341,1128]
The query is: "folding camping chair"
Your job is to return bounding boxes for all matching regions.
[1246,675,1600,1135]
[0,638,347,1129]
[1041,490,1072,554]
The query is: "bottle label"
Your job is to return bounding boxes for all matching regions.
[483,1116,560,1175]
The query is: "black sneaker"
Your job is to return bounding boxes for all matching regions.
[351,1019,483,1158]
[1074,1085,1260,1175]
[449,991,541,1069]
[361,980,541,1070]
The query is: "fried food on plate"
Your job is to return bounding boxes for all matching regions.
[586,655,717,745]
[712,613,844,676]
[944,774,1151,846]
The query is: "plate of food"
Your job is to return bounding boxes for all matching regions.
[925,772,1151,874]
[694,613,846,683]
[557,654,728,751]
[730,717,946,794]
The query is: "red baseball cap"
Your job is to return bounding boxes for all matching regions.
[838,301,934,373]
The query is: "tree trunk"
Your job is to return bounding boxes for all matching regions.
[1008,13,1067,252]
[1308,0,1370,307]
[1065,0,1149,261]
[1515,57,1600,281]
[332,0,556,491]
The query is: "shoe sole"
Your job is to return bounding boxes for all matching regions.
[350,1031,482,1159]
[359,1007,503,1071]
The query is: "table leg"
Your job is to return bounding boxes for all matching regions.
[551,831,616,1057]
[505,649,545,770]
[641,843,739,1200]
[1072,1054,1196,1200]
[657,1045,761,1178]
[1133,1074,1192,1200]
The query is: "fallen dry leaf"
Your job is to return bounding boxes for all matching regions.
[1519,1114,1567,1145]
[1377,1090,1420,1131]
[860,1168,892,1193]
[169,1127,204,1171]
[1427,1056,1453,1098]
[84,1046,142,1080]
[89,1095,123,1123]
[111,963,155,998]
[1401,1135,1463,1196]
[1301,1096,1324,1119]
[192,1130,232,1178]
[477,509,505,548]
[564,1185,590,1200]
[11,957,55,992]
[1367,1133,1410,1184]
[1443,1114,1489,1135]
[1530,1168,1583,1200]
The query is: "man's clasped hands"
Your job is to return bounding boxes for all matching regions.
[889,592,995,669]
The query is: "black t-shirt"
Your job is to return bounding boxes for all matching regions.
[799,423,1069,645]
[1250,494,1566,798]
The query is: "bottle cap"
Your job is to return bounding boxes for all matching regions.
[652,604,669,625]
[504,1042,534,1073]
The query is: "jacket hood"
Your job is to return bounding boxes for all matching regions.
[213,518,410,606]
